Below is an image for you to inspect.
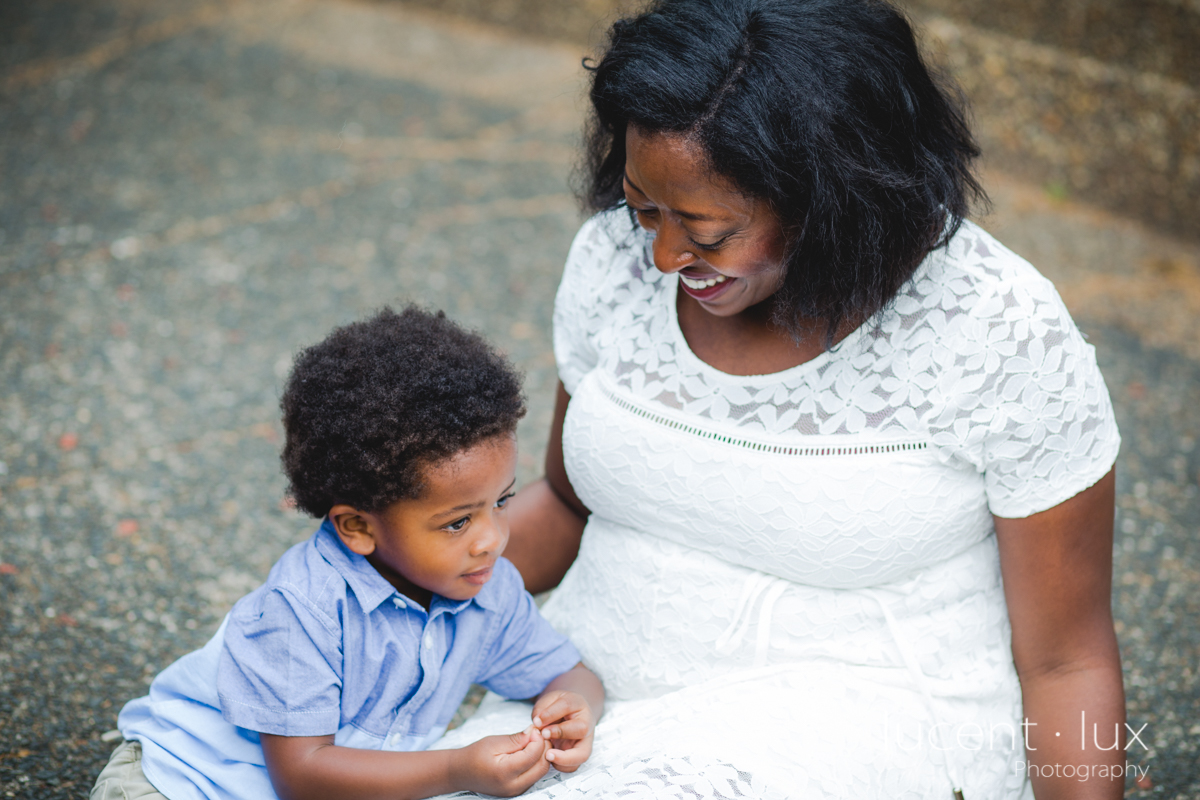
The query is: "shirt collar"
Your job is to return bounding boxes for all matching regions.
[314,520,397,613]
[314,518,502,614]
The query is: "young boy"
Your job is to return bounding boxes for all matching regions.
[91,306,604,800]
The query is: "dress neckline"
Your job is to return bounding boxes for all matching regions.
[662,271,873,386]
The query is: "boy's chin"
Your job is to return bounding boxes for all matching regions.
[440,580,487,602]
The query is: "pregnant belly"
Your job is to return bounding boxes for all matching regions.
[538,516,1016,704]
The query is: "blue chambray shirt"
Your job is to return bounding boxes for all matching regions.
[118,519,581,800]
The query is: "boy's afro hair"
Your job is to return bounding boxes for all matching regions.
[280,305,526,516]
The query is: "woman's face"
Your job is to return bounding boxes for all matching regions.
[623,126,786,318]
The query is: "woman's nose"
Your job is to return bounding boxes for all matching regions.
[650,223,698,274]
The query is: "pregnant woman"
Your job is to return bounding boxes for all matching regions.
[441,1,1126,797]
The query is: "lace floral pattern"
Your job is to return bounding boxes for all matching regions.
[430,214,1116,799]
[554,212,1119,518]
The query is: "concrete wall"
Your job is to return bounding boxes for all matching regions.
[392,0,1200,241]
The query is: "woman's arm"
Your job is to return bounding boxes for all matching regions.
[505,382,590,593]
[995,467,1125,799]
[260,729,550,800]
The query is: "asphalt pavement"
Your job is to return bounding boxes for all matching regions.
[0,0,1197,797]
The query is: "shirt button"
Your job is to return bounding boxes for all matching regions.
[423,632,434,648]
[392,597,406,609]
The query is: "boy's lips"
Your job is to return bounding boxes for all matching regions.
[461,564,494,585]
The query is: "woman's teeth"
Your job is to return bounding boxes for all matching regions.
[680,274,728,290]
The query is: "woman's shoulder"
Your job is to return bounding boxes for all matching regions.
[921,220,1063,315]
[891,220,1079,350]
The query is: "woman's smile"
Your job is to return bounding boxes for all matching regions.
[678,271,733,300]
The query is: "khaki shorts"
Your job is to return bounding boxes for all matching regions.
[90,740,169,800]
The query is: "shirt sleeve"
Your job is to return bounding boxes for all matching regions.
[474,560,582,700]
[982,294,1120,518]
[930,252,1121,519]
[217,585,344,736]
[553,212,627,395]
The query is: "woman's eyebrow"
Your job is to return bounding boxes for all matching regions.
[622,172,647,197]
[623,172,720,222]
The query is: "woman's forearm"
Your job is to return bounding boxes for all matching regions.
[505,477,586,593]
[506,383,589,593]
[995,470,1126,799]
[1019,660,1126,799]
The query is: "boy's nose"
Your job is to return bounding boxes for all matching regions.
[470,520,505,556]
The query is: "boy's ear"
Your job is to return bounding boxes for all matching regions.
[328,505,377,556]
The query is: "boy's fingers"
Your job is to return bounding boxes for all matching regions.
[532,695,583,728]
[514,752,551,789]
[546,743,589,772]
[501,727,540,755]
[542,718,590,741]
[500,730,546,773]
[530,699,561,728]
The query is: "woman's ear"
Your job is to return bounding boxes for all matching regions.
[329,504,377,556]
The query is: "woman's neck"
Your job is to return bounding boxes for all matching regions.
[675,292,858,376]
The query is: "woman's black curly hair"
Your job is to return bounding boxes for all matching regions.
[583,0,986,341]
[280,306,526,517]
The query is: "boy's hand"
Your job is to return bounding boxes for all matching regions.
[453,727,550,797]
[531,690,596,773]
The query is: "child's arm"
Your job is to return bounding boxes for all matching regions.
[260,727,549,800]
[530,662,606,773]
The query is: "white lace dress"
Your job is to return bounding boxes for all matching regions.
[432,211,1120,799]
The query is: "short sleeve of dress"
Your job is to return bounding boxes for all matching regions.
[553,212,632,395]
[474,560,581,699]
[927,232,1121,519]
[217,586,343,736]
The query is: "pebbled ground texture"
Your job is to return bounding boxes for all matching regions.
[0,1,1197,797]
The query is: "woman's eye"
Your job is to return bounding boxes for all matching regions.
[445,517,468,532]
[689,235,729,252]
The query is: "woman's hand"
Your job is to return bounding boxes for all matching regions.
[996,467,1125,799]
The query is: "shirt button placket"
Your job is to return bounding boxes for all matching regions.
[411,614,440,709]
[387,594,417,747]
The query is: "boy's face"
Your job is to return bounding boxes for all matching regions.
[331,434,517,607]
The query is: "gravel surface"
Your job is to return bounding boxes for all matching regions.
[0,1,1197,797]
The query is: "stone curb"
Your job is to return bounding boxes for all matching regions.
[390,0,1200,241]
[918,13,1199,241]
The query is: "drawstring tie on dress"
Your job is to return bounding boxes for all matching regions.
[868,588,966,800]
[715,573,966,799]
[715,572,788,669]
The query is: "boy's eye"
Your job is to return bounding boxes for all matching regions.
[496,492,515,509]
[445,517,468,532]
